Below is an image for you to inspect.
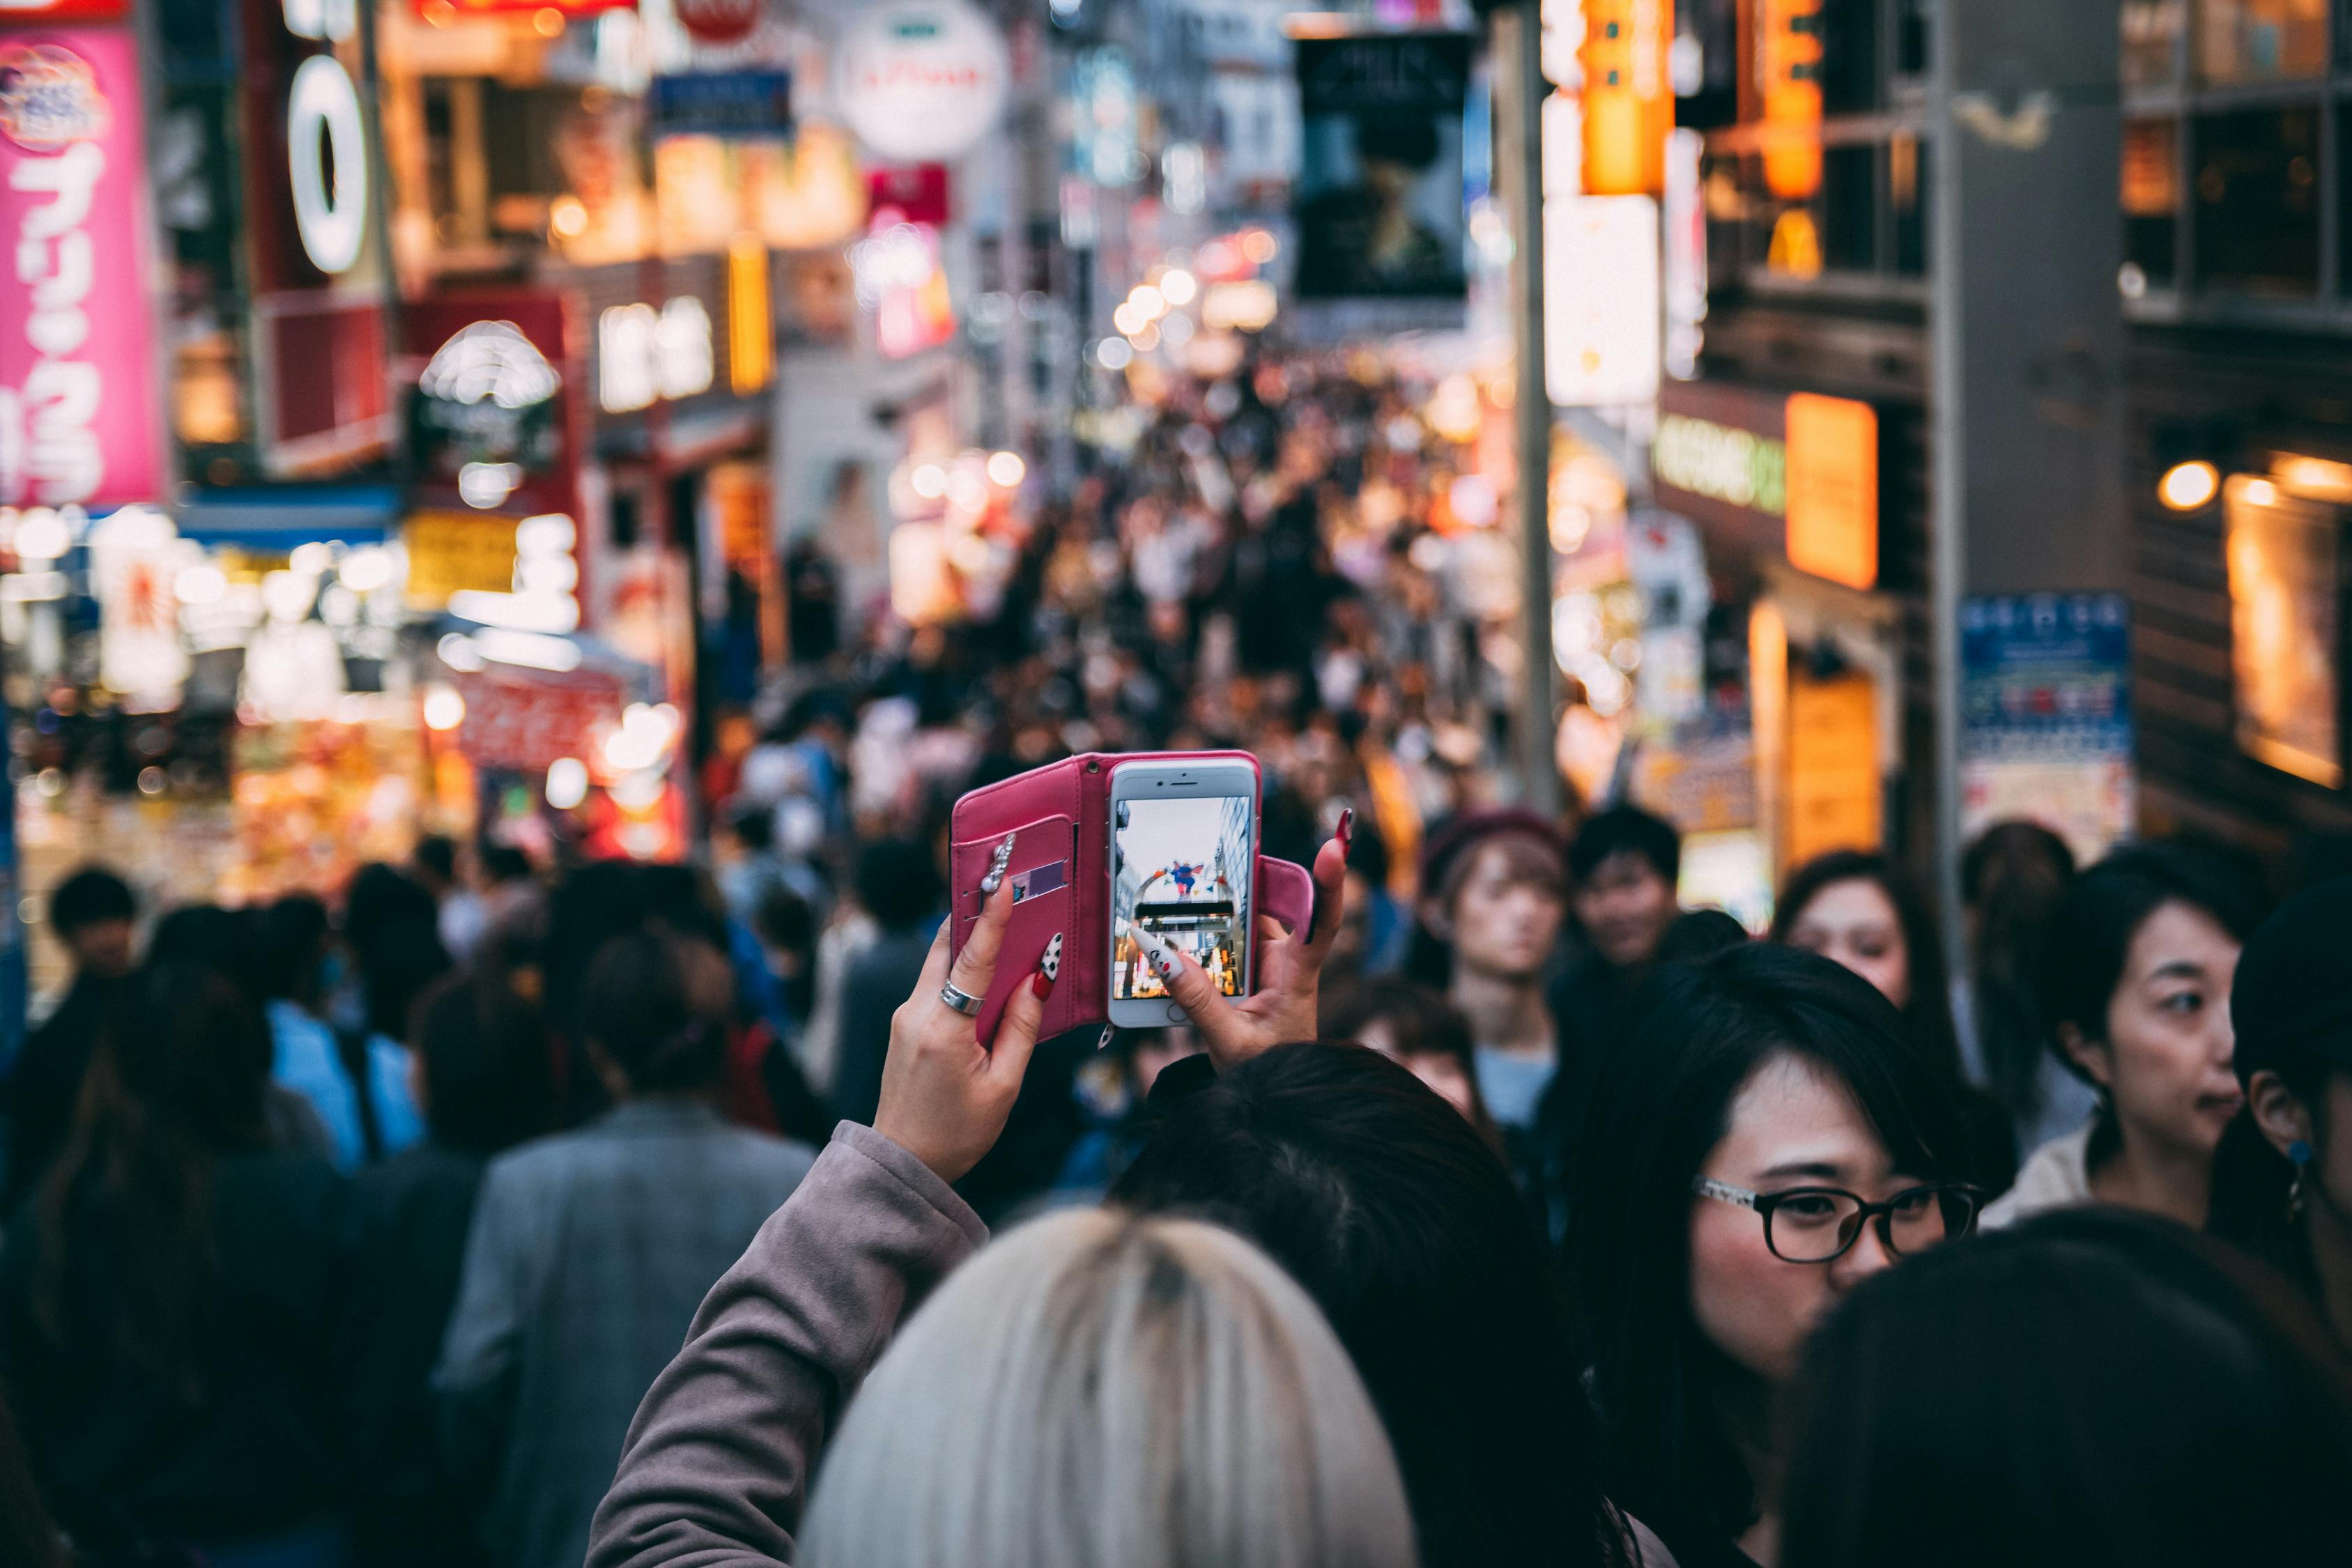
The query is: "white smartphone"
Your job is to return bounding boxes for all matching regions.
[1107,756,1259,1029]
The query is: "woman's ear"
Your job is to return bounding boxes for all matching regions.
[2058,1022,2114,1092]
[2248,1068,2316,1162]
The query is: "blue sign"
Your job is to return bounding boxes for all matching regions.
[649,71,792,141]
[1961,592,2133,762]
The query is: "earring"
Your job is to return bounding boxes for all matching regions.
[2289,1139,2314,1222]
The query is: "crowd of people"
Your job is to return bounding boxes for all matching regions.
[5,345,2352,1568]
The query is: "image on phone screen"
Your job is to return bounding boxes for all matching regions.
[1112,794,1252,1000]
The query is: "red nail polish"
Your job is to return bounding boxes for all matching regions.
[1031,969,1053,999]
[1337,808,1354,850]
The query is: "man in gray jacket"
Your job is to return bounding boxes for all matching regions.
[436,928,816,1568]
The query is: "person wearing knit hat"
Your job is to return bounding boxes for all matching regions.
[2209,875,2352,1348]
[1411,811,1571,1169]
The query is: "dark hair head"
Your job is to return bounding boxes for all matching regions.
[1657,909,1750,965]
[1567,943,1970,1559]
[48,866,133,935]
[260,894,332,1004]
[146,904,270,1007]
[1319,976,1475,1067]
[1568,804,1681,886]
[413,971,557,1155]
[2036,841,2267,1068]
[1771,850,1963,1077]
[33,962,275,1394]
[1960,820,2075,909]
[581,930,725,1094]
[480,844,533,885]
[1112,1043,1627,1568]
[1781,1208,2352,1568]
[1958,820,2078,1125]
[730,803,776,852]
[856,838,944,932]
[413,834,458,886]
[2211,875,2352,1294]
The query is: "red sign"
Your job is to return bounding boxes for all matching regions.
[417,0,636,14]
[454,664,625,773]
[0,1,128,19]
[867,164,950,227]
[675,0,762,45]
[403,289,583,521]
[0,29,165,509]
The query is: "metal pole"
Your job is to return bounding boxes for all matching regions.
[1498,1,1560,818]
[1928,0,1968,991]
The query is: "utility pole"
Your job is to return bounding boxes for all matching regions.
[1496,0,1559,818]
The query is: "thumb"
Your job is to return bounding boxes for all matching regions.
[1132,923,1224,1023]
[987,962,1050,1091]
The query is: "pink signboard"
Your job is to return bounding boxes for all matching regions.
[0,28,164,509]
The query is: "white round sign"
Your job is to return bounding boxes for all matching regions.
[288,54,367,275]
[834,0,1010,165]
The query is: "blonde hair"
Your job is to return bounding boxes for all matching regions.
[799,1208,1420,1568]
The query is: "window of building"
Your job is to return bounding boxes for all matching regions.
[2195,0,2329,86]
[2193,107,2321,296]
[1822,143,1877,270]
[2123,0,2185,88]
[2124,118,2181,286]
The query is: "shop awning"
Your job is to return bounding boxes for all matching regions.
[174,485,401,548]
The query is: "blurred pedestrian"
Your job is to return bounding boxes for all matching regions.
[1543,805,1683,1144]
[1780,1210,2352,1568]
[1957,822,2089,1153]
[344,970,555,1568]
[435,929,815,1568]
[1,963,353,1567]
[1771,850,2017,1193]
[1568,944,1981,1568]
[830,838,945,1128]
[797,1210,1417,1568]
[1989,843,2266,1229]
[2208,875,2352,1346]
[265,894,426,1172]
[1319,973,1496,1143]
[3,865,137,1207]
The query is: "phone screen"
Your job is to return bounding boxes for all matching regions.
[1112,793,1252,1001]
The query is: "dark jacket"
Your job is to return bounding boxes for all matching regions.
[2,974,117,1209]
[342,1143,492,1568]
[0,1149,354,1553]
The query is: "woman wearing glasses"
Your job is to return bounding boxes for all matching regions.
[1567,944,1982,1568]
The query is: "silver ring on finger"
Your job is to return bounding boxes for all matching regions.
[939,981,985,1017]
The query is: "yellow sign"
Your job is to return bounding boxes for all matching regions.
[1580,0,1674,197]
[1783,393,1878,590]
[1784,672,1882,865]
[729,233,774,395]
[405,512,518,608]
[1760,0,1824,200]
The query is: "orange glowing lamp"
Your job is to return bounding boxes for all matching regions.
[1760,0,1824,201]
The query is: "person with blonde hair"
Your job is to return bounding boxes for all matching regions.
[799,1208,1417,1568]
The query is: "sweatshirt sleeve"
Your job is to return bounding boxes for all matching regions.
[585,1121,988,1568]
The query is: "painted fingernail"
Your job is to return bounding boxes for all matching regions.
[979,831,1016,895]
[1135,925,1181,980]
[1031,968,1054,1000]
[1040,932,1063,981]
[1337,807,1354,852]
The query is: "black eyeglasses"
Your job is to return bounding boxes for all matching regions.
[1692,1177,1985,1264]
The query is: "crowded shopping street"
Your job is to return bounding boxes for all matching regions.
[6,1,2352,1566]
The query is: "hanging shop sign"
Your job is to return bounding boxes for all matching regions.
[597,298,714,414]
[836,0,1011,164]
[406,510,521,608]
[405,291,580,519]
[89,505,190,708]
[1578,0,1673,197]
[868,163,951,227]
[1652,382,1883,590]
[1961,592,2137,861]
[241,0,391,476]
[675,0,764,45]
[417,0,634,15]
[1544,194,1661,407]
[1784,672,1882,864]
[2224,475,2342,790]
[0,29,165,510]
[1292,31,1472,302]
[648,70,792,141]
[1758,0,1824,200]
[452,662,627,774]
[1783,393,1878,591]
[0,1,129,19]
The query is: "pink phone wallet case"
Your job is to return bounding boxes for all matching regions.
[947,751,1316,1046]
